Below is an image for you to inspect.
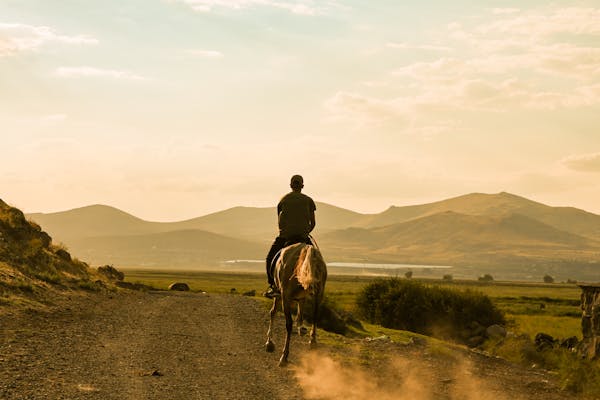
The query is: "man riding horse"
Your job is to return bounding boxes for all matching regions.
[264,174,316,298]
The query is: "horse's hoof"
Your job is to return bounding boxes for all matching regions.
[278,358,288,367]
[265,341,275,353]
[309,340,318,349]
[299,326,308,336]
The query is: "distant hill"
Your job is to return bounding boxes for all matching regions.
[27,205,167,242]
[25,192,600,271]
[28,201,366,243]
[67,229,264,267]
[355,192,600,239]
[321,211,600,267]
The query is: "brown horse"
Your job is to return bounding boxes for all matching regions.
[265,242,327,366]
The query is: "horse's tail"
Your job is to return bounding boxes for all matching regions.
[296,245,327,291]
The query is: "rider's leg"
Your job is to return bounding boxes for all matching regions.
[265,236,287,286]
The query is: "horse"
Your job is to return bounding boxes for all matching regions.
[264,242,327,366]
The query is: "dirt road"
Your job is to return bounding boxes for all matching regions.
[0,291,304,400]
[0,290,575,400]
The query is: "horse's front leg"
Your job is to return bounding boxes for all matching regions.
[279,299,293,367]
[265,298,278,352]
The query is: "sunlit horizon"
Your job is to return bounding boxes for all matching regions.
[2,1,599,220]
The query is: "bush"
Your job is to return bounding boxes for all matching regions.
[303,295,362,335]
[543,274,555,283]
[443,274,453,281]
[404,270,413,279]
[356,278,504,343]
[478,274,494,282]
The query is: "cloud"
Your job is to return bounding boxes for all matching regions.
[492,8,520,15]
[478,7,600,37]
[172,0,319,15]
[327,6,600,128]
[0,23,97,57]
[563,152,600,172]
[386,42,452,52]
[55,66,147,81]
[187,49,224,58]
[324,91,409,128]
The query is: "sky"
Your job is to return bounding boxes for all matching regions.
[1,0,599,221]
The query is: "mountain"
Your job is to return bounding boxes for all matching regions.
[27,205,167,242]
[321,211,599,266]
[28,202,366,244]
[356,192,600,239]
[67,229,264,267]
[25,192,600,271]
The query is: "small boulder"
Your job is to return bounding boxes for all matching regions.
[467,335,486,348]
[535,332,556,351]
[242,290,256,297]
[560,336,579,351]
[168,282,190,291]
[97,265,125,281]
[486,324,507,339]
[55,248,72,262]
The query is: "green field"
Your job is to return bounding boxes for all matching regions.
[122,268,583,340]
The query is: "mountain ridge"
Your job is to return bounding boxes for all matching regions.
[24,192,600,271]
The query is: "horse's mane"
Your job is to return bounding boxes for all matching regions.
[295,244,326,291]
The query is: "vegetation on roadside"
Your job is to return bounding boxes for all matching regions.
[355,278,505,343]
[484,335,600,396]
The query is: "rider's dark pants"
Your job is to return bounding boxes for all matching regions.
[266,236,287,286]
[266,235,311,285]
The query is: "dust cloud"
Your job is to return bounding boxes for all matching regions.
[293,352,508,400]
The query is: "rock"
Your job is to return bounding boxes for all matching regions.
[97,265,124,281]
[242,290,256,297]
[230,288,237,294]
[560,336,579,351]
[94,280,107,288]
[55,248,71,262]
[535,332,557,351]
[486,324,507,339]
[467,321,486,337]
[467,335,486,348]
[168,282,190,291]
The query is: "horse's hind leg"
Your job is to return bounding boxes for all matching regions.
[265,298,278,352]
[296,299,308,336]
[309,292,322,348]
[279,300,293,367]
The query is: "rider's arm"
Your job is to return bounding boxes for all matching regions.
[309,209,316,232]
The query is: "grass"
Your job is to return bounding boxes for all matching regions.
[122,268,583,340]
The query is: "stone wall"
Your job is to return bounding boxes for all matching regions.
[580,284,600,359]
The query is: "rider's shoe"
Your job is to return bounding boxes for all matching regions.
[263,285,280,298]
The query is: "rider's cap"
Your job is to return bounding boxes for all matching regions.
[290,175,303,186]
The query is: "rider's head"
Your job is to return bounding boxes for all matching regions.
[290,175,304,191]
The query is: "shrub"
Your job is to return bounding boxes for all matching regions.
[443,274,453,281]
[356,278,504,343]
[543,274,555,283]
[404,270,413,279]
[478,274,494,282]
[303,295,362,335]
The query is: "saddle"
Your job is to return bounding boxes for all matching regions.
[271,235,313,271]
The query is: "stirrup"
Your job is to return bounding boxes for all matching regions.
[263,286,280,299]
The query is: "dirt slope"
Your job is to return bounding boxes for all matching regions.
[0,291,574,400]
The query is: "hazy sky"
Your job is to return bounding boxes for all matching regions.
[1,0,599,221]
